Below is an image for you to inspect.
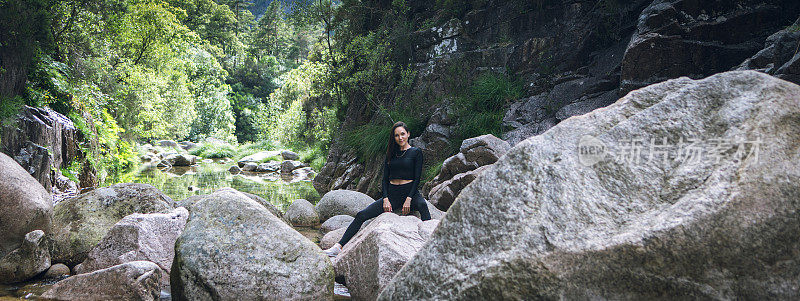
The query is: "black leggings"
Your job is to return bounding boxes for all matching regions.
[338,182,431,246]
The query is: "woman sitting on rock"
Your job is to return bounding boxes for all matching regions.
[324,121,431,256]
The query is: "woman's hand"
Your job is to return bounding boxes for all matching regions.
[382,198,392,212]
[402,197,411,215]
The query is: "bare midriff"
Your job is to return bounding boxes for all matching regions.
[389,179,413,185]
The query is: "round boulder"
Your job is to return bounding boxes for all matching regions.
[285,199,320,226]
[316,190,374,222]
[0,153,53,284]
[0,152,52,257]
[44,263,71,278]
[171,189,333,300]
[281,150,300,161]
[320,215,354,234]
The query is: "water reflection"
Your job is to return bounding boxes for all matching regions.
[132,160,320,211]
[0,161,335,300]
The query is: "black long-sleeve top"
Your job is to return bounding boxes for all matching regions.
[382,147,423,199]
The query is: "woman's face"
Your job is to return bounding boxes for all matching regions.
[394,127,409,148]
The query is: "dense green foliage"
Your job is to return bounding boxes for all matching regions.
[1,0,527,187]
[453,72,523,140]
[0,0,342,181]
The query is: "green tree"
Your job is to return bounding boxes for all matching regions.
[251,1,292,60]
[0,0,55,99]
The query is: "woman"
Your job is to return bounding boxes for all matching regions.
[323,121,431,256]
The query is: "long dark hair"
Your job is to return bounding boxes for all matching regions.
[385,121,409,163]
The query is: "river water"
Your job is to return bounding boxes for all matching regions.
[1,160,351,299]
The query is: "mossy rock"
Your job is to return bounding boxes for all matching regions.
[48,183,173,266]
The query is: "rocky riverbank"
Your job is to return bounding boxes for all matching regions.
[0,149,438,300]
[2,70,800,299]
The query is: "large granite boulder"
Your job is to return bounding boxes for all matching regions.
[334,213,440,301]
[171,189,334,300]
[0,152,52,257]
[41,261,162,301]
[175,189,291,226]
[316,190,375,222]
[285,199,320,226]
[74,207,189,287]
[0,230,50,284]
[0,152,53,283]
[379,71,800,299]
[49,183,173,266]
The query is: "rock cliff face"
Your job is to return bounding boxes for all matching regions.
[315,0,800,199]
[1,105,85,193]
